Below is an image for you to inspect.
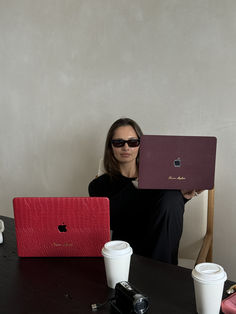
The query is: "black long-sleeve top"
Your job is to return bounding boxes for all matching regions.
[88,173,160,251]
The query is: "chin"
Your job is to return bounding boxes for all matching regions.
[119,158,134,163]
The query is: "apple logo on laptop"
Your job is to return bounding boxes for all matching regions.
[58,223,67,232]
[174,157,181,167]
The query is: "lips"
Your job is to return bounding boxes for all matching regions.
[120,154,131,158]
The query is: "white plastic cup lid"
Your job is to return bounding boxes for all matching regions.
[192,263,227,283]
[102,240,133,258]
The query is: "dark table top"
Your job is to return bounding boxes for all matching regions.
[0,216,234,314]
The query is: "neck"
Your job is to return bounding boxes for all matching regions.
[119,162,137,178]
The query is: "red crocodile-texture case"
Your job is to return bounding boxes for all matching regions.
[13,197,110,257]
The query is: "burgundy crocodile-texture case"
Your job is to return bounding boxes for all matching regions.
[138,135,217,190]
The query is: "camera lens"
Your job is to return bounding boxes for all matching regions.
[134,296,149,313]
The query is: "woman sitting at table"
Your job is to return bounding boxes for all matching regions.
[88,117,199,265]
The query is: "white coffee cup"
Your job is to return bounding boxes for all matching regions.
[102,240,133,289]
[0,219,4,244]
[192,263,227,314]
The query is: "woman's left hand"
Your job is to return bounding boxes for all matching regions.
[181,189,204,200]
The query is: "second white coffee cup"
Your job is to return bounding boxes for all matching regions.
[192,263,227,314]
[102,240,133,289]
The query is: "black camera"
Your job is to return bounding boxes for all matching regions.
[111,281,149,314]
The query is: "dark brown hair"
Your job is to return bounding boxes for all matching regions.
[103,118,143,177]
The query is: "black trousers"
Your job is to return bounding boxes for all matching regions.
[112,190,185,265]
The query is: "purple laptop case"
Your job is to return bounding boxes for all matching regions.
[138,135,217,190]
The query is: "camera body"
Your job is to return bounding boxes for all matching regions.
[111,281,149,314]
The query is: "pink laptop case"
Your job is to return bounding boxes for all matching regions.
[13,197,110,257]
[138,135,217,190]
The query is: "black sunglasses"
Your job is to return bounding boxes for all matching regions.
[111,139,140,148]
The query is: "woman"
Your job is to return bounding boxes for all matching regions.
[88,118,198,265]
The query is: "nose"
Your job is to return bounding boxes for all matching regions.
[122,143,129,150]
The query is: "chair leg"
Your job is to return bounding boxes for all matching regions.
[206,243,213,262]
